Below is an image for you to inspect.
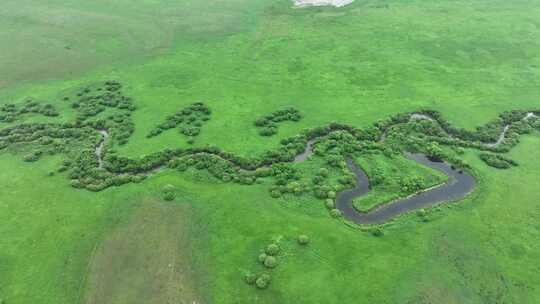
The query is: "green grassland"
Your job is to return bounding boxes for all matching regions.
[2,0,540,303]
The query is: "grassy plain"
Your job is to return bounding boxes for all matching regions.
[2,0,540,303]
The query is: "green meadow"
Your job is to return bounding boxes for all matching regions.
[2,0,540,303]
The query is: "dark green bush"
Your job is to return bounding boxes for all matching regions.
[254,107,302,136]
[263,256,278,268]
[163,191,175,201]
[371,227,384,237]
[479,153,517,169]
[255,274,271,289]
[330,208,342,218]
[244,272,257,285]
[147,103,211,139]
[325,199,335,209]
[265,243,280,256]
[258,253,268,263]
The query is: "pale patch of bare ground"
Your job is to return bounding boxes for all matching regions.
[82,199,205,304]
[293,0,354,7]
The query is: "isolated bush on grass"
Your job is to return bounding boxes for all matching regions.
[162,187,178,199]
[297,234,310,245]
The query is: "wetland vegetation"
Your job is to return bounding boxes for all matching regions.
[2,0,540,303]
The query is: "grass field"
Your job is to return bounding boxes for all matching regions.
[2,0,540,303]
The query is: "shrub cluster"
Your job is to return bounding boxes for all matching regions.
[409,109,536,151]
[69,81,136,145]
[147,102,211,143]
[244,242,283,290]
[399,175,425,193]
[72,81,136,120]
[2,86,537,199]
[479,153,518,169]
[0,122,97,159]
[255,273,272,289]
[268,163,302,198]
[0,99,58,122]
[254,107,302,136]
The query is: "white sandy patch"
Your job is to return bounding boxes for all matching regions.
[293,0,354,8]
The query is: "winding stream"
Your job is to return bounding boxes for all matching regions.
[294,140,315,162]
[96,130,109,169]
[92,111,536,224]
[335,154,476,224]
[289,138,476,223]
[409,111,537,148]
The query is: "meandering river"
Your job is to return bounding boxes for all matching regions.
[335,154,476,224]
[97,110,537,223]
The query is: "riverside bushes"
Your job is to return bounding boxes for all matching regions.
[254,107,302,136]
[479,153,518,169]
[1,84,536,198]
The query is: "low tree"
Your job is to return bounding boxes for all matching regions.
[264,256,278,268]
[265,243,280,256]
[297,234,310,245]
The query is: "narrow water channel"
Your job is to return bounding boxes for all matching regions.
[335,154,476,224]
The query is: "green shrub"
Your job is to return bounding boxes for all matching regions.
[270,190,281,198]
[330,208,342,218]
[23,153,39,162]
[255,274,271,289]
[254,107,302,136]
[162,191,176,201]
[327,191,336,199]
[265,243,280,256]
[297,234,310,245]
[479,153,517,169]
[244,272,257,285]
[399,176,424,193]
[325,199,335,209]
[263,256,278,268]
[258,253,268,263]
[371,227,384,237]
